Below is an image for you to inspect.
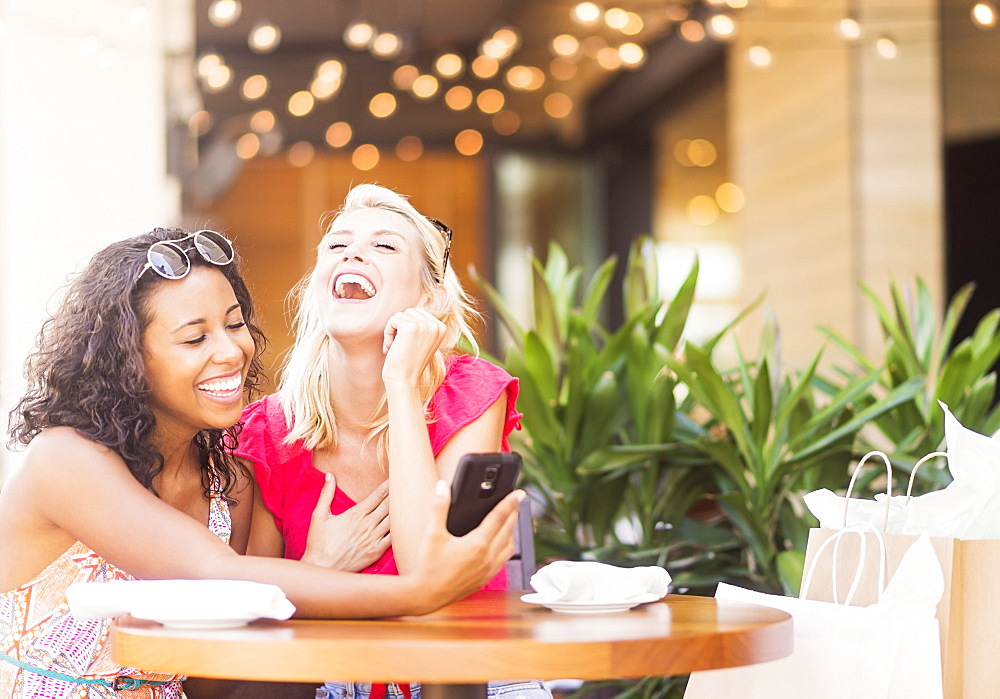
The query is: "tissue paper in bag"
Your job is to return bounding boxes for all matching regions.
[801,403,1000,698]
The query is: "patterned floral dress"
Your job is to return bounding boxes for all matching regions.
[0,487,232,698]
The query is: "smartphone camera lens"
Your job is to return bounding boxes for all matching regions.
[480,466,499,491]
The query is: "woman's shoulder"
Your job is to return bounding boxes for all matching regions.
[18,426,130,494]
[428,355,521,451]
[25,426,118,465]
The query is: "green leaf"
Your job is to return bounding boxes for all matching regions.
[574,370,626,458]
[670,343,748,441]
[576,443,685,474]
[703,291,765,357]
[521,330,558,402]
[776,550,805,596]
[470,266,525,350]
[934,282,975,370]
[819,325,878,373]
[503,347,562,453]
[622,238,658,321]
[530,257,562,360]
[790,377,924,463]
[889,280,921,361]
[655,256,698,351]
[751,358,773,450]
[580,255,618,327]
[541,242,570,299]
[912,278,936,366]
[861,283,922,377]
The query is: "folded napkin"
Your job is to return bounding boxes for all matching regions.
[529,561,671,603]
[67,579,296,624]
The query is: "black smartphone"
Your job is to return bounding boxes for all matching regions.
[446,452,522,537]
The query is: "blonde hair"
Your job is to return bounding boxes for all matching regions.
[278,184,480,458]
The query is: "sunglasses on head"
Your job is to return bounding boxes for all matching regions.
[426,217,453,284]
[138,230,235,281]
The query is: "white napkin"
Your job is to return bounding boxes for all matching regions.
[67,579,295,624]
[529,561,671,603]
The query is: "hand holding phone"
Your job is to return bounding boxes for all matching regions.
[446,452,522,537]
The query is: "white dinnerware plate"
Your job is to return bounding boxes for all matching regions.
[145,617,253,629]
[520,592,663,614]
[131,611,258,629]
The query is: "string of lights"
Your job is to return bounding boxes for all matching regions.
[188,0,994,171]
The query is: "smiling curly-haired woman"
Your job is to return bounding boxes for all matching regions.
[0,226,520,698]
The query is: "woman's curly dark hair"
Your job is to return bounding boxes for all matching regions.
[7,227,267,501]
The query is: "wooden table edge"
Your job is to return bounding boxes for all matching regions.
[112,591,793,683]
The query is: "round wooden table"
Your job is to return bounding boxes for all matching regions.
[112,590,791,698]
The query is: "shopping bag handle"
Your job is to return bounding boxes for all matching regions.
[843,450,892,531]
[904,451,948,503]
[800,522,887,605]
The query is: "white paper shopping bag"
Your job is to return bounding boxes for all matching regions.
[685,526,943,699]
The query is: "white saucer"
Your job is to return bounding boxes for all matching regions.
[132,614,255,629]
[520,592,662,614]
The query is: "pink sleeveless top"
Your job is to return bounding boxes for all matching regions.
[0,486,232,698]
[236,354,522,583]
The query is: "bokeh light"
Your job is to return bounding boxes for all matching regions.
[552,34,580,57]
[716,182,745,212]
[188,110,213,137]
[875,35,898,59]
[455,129,484,156]
[396,136,424,162]
[344,21,375,49]
[235,133,260,159]
[748,44,773,67]
[972,2,998,28]
[248,21,281,53]
[208,0,241,27]
[287,91,315,116]
[493,110,521,135]
[241,74,268,100]
[371,32,402,58]
[393,65,420,90]
[445,85,474,110]
[477,88,505,113]
[352,144,380,170]
[412,74,440,99]
[435,53,465,78]
[688,195,720,225]
[550,57,578,81]
[544,93,573,118]
[572,2,602,25]
[471,56,500,79]
[287,141,315,167]
[325,122,352,148]
[369,92,397,118]
[680,20,706,42]
[249,109,274,133]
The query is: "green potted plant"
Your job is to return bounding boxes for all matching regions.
[820,279,1000,492]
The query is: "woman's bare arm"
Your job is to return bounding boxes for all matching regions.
[11,427,519,618]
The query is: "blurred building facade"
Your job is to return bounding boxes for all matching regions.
[1,0,998,479]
